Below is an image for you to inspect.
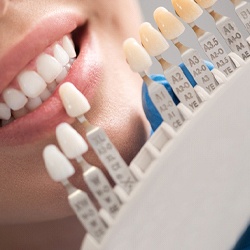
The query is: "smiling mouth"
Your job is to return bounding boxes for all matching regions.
[0,25,84,128]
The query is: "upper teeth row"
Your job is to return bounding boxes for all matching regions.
[0,35,77,124]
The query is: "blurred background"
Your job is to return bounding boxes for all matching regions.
[138,0,248,73]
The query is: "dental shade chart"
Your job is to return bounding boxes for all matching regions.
[59,82,137,196]
[154,7,219,94]
[43,145,107,243]
[139,22,203,111]
[55,123,121,220]
[195,0,250,61]
[172,0,238,78]
[34,1,250,249]
[231,0,250,34]
[0,35,76,127]
[123,38,186,131]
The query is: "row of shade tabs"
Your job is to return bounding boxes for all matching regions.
[123,0,250,131]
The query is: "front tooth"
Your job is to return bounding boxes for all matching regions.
[53,44,70,66]
[0,103,11,120]
[17,70,47,98]
[36,54,63,83]
[62,36,77,58]
[26,97,42,111]
[2,88,28,111]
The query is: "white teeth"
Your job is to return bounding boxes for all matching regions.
[56,123,88,159]
[56,67,68,83]
[123,38,152,73]
[154,7,186,40]
[172,0,203,23]
[36,54,63,83]
[0,103,11,120]
[25,97,42,111]
[139,22,170,57]
[43,145,75,182]
[2,88,28,111]
[62,36,77,58]
[53,44,70,66]
[39,88,51,101]
[17,70,47,98]
[59,82,91,118]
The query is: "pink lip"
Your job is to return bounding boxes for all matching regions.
[0,11,102,146]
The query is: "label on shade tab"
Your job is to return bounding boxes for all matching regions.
[181,49,219,94]
[198,32,236,77]
[68,190,107,243]
[87,128,137,195]
[235,1,250,34]
[216,16,250,61]
[84,167,121,218]
[164,66,202,112]
[148,82,185,131]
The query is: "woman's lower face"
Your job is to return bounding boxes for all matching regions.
[0,0,149,224]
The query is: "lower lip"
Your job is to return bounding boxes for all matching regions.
[0,25,102,146]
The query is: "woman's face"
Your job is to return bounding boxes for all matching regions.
[0,0,149,224]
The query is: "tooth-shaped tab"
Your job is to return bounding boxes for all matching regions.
[36,54,63,83]
[2,88,28,111]
[12,107,28,119]
[59,82,90,118]
[62,36,77,58]
[123,38,152,73]
[53,44,70,66]
[195,0,217,8]
[139,22,170,57]
[43,145,75,182]
[25,97,42,111]
[172,0,203,23]
[154,7,185,40]
[0,103,11,120]
[56,123,88,159]
[17,70,47,98]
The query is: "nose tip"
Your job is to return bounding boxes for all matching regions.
[0,0,9,18]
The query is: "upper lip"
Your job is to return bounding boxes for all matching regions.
[0,9,85,94]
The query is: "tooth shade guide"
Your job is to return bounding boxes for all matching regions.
[232,0,250,34]
[141,73,185,131]
[86,126,137,194]
[82,164,121,218]
[210,10,250,61]
[139,22,170,57]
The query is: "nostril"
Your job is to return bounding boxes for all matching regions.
[0,0,9,18]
